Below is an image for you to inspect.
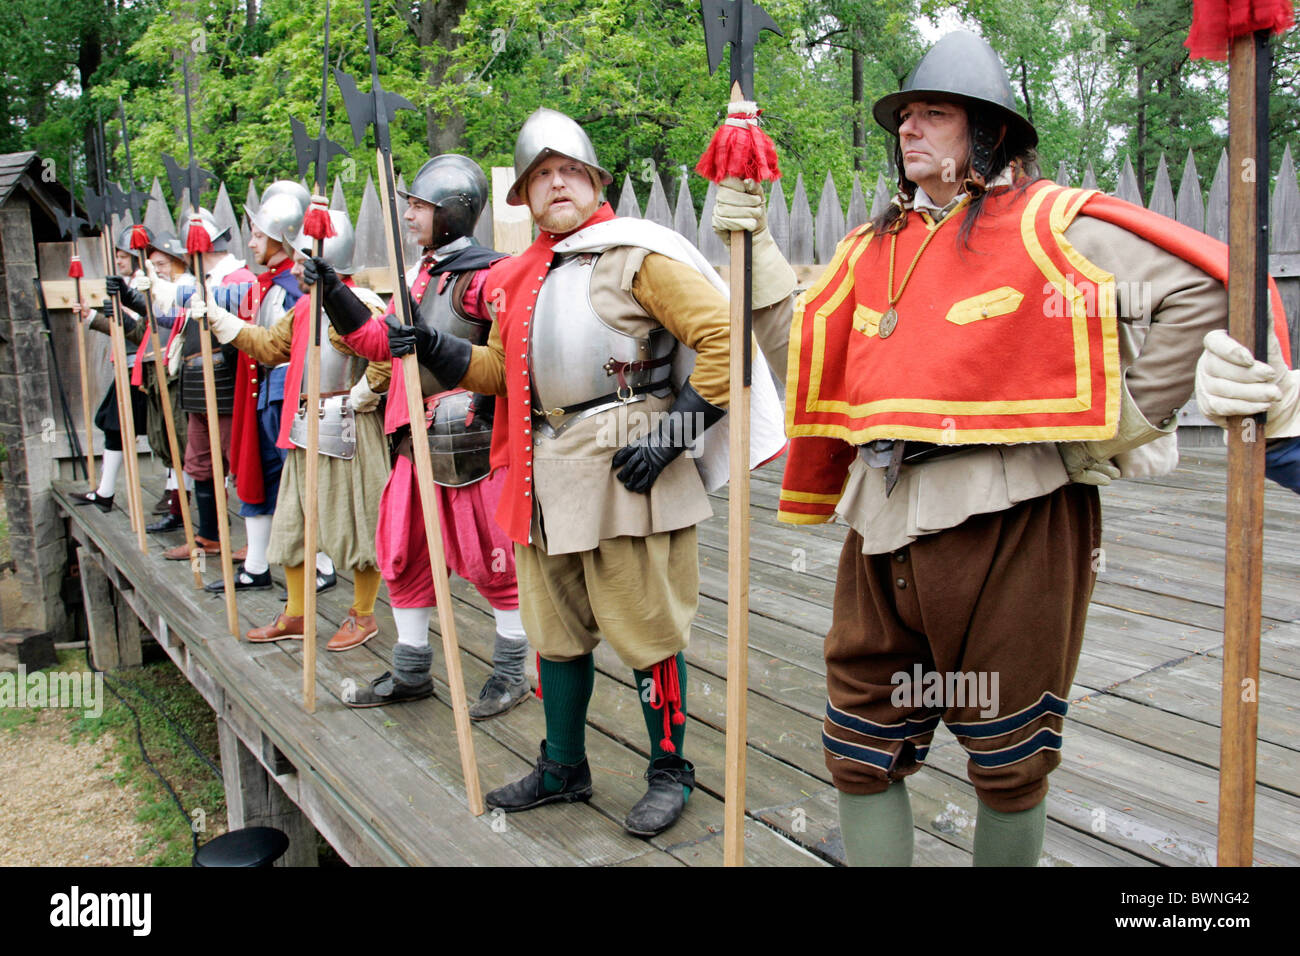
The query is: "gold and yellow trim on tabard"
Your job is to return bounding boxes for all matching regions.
[791,183,1118,439]
[945,286,1024,326]
[1027,185,1121,438]
[779,489,845,505]
[788,227,877,431]
[776,510,837,525]
[853,303,883,337]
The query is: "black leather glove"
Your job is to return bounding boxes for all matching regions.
[384,315,472,389]
[611,382,726,493]
[312,258,372,336]
[106,275,148,316]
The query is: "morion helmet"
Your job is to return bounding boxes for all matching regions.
[873,31,1037,187]
[181,207,232,252]
[506,108,612,206]
[292,209,357,275]
[250,181,309,246]
[396,154,488,247]
[115,223,154,255]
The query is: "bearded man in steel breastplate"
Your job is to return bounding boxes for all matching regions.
[308,154,533,719]
[384,109,794,838]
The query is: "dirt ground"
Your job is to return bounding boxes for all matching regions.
[0,709,154,865]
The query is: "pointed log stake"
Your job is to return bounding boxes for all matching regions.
[376,154,483,815]
[100,231,148,553]
[1219,28,1269,868]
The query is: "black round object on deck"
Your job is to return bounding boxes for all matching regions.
[193,827,290,867]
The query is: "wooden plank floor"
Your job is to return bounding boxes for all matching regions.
[54,446,1300,866]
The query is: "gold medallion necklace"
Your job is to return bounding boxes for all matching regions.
[880,195,970,339]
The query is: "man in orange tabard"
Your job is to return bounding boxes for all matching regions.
[717,30,1293,866]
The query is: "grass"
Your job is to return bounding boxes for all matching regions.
[2,649,229,866]
[71,650,228,866]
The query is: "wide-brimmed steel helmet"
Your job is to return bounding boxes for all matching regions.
[115,223,154,255]
[506,108,612,206]
[396,154,488,247]
[292,209,357,275]
[150,231,189,262]
[181,207,232,252]
[872,30,1037,153]
[250,181,308,245]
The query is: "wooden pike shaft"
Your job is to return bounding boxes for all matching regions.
[192,255,241,638]
[141,258,202,589]
[723,227,753,867]
[73,270,98,488]
[377,151,483,815]
[1219,31,1267,868]
[101,233,148,553]
[301,276,322,713]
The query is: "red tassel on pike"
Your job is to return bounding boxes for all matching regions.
[186,215,213,254]
[696,99,781,184]
[67,256,84,279]
[1186,0,1295,60]
[129,224,151,250]
[301,196,336,241]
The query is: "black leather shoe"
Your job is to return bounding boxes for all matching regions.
[624,754,695,838]
[485,741,593,812]
[71,491,113,514]
[343,671,434,708]
[205,564,273,593]
[469,674,532,721]
[146,513,184,534]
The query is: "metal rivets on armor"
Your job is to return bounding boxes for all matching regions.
[896,578,907,589]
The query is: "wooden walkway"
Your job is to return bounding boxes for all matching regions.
[54,447,1300,866]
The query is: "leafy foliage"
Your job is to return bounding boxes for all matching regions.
[3,0,1296,218]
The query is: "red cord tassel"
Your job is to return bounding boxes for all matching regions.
[1186,0,1295,60]
[301,196,336,241]
[186,215,213,254]
[535,652,543,701]
[650,657,685,754]
[129,224,151,250]
[696,100,781,184]
[67,256,84,279]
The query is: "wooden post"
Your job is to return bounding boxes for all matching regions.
[191,252,241,638]
[140,256,203,589]
[377,153,483,815]
[72,265,97,488]
[724,226,751,867]
[300,258,322,713]
[1219,30,1268,868]
[99,231,148,553]
[490,168,532,256]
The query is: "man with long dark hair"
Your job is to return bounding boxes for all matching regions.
[718,30,1294,865]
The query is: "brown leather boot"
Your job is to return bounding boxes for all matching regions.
[163,536,221,560]
[246,614,306,643]
[327,610,378,652]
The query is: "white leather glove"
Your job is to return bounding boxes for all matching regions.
[1195,329,1300,439]
[1058,377,1173,486]
[348,376,381,413]
[203,288,244,345]
[711,176,796,310]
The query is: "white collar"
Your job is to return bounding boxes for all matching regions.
[908,168,1015,219]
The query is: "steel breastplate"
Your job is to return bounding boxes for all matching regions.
[286,337,366,460]
[424,389,492,487]
[528,252,675,427]
[415,273,491,394]
[314,333,362,395]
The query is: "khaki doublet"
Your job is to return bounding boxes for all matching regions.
[472,247,732,669]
